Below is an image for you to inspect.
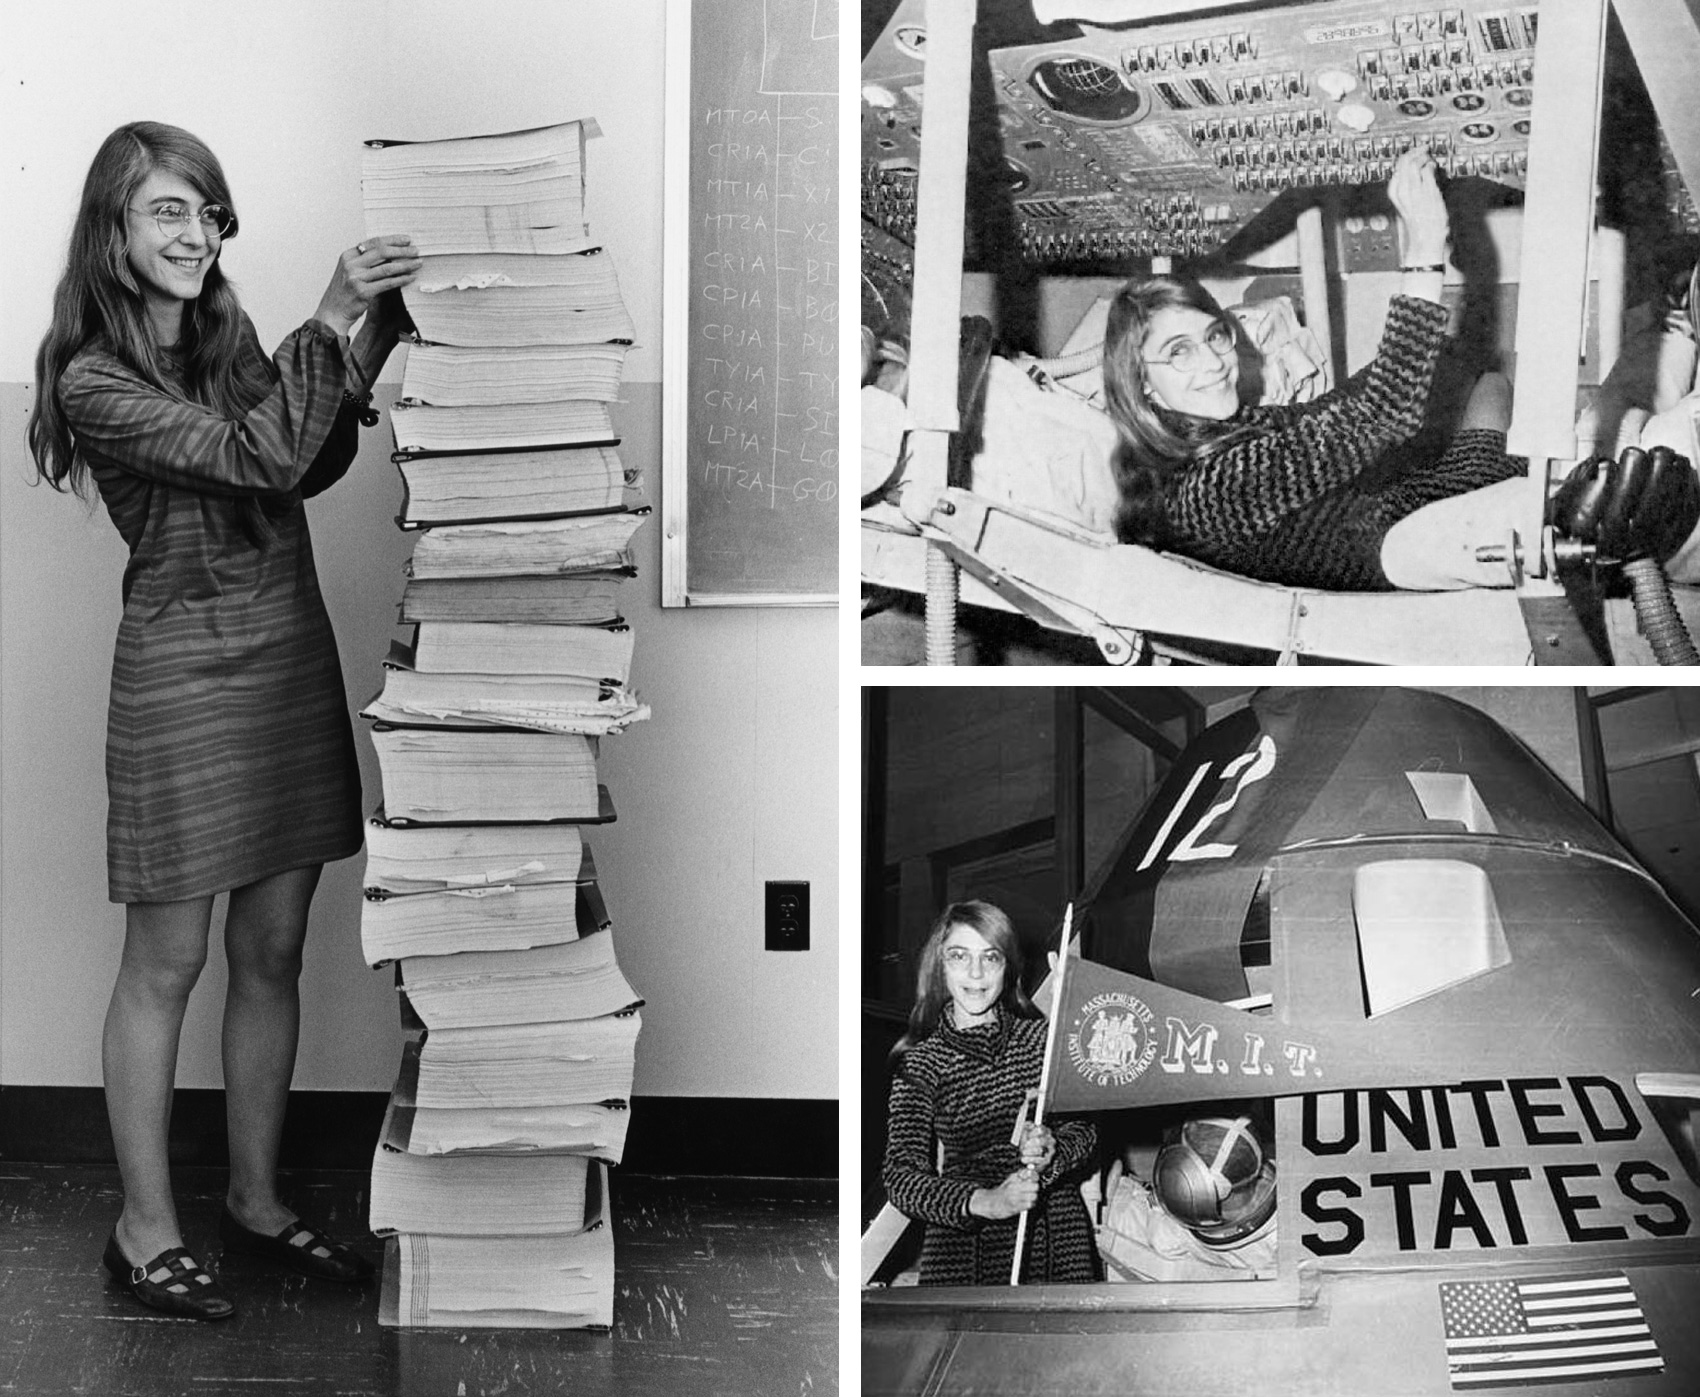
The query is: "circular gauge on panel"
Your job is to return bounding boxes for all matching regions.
[1398,98,1435,118]
[1459,120,1498,143]
[1512,118,1531,137]
[894,25,928,60]
[1452,92,1487,113]
[1026,54,1146,125]
[1503,87,1533,108]
[1003,159,1033,194]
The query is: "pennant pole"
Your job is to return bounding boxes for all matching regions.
[1010,902,1073,1286]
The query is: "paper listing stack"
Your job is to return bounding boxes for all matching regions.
[359,118,647,1330]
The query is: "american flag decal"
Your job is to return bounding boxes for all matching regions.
[1440,1272,1662,1388]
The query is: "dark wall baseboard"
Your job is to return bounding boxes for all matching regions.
[0,1086,836,1179]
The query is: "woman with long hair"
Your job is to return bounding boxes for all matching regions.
[883,901,1099,1286]
[1101,148,1700,591]
[28,121,419,1320]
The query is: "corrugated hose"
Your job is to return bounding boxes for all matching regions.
[1625,557,1700,665]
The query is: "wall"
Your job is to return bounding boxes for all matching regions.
[0,0,835,1101]
[873,687,1178,1005]
[1592,688,1700,922]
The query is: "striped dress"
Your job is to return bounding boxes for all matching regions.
[58,317,364,903]
[1148,296,1526,590]
[884,1006,1100,1286]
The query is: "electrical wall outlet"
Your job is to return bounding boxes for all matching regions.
[764,881,809,951]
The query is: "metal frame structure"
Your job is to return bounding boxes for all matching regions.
[866,0,1700,665]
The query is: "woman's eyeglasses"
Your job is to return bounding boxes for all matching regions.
[943,947,1005,973]
[1142,320,1234,373]
[131,202,236,240]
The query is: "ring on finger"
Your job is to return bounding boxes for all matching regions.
[357,242,367,254]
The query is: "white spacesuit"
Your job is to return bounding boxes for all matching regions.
[1095,1115,1278,1283]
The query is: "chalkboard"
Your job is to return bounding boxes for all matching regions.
[661,0,839,605]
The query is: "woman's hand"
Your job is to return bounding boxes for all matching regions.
[1018,1123,1056,1174]
[313,235,422,338]
[1388,149,1449,267]
[969,1169,1040,1220]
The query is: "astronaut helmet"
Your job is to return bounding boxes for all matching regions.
[1152,1113,1277,1247]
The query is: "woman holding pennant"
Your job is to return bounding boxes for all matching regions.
[884,901,1099,1285]
[28,121,419,1320]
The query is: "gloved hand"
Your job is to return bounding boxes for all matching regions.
[1549,445,1700,563]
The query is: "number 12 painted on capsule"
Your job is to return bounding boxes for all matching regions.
[1135,734,1278,873]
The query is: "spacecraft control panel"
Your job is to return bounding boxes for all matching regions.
[863,0,1550,269]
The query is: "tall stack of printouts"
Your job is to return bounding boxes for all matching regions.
[357,119,646,1330]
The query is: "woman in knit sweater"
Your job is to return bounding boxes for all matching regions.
[883,902,1099,1286]
[1103,149,1559,592]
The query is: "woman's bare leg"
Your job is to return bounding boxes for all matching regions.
[222,864,321,1234]
[1380,476,1530,588]
[1458,370,1513,432]
[1381,372,1522,589]
[104,896,216,1265]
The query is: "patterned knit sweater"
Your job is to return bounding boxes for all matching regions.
[1158,295,1523,591]
[885,1006,1099,1286]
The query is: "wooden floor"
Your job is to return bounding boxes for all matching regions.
[0,1163,836,1397]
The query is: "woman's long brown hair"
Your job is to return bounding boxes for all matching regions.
[1101,275,1251,547]
[890,900,1038,1064]
[28,121,268,497]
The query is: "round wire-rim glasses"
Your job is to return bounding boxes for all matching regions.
[130,201,237,240]
[1143,319,1235,373]
[942,946,1006,974]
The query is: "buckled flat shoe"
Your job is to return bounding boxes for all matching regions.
[218,1206,375,1283]
[102,1232,236,1320]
